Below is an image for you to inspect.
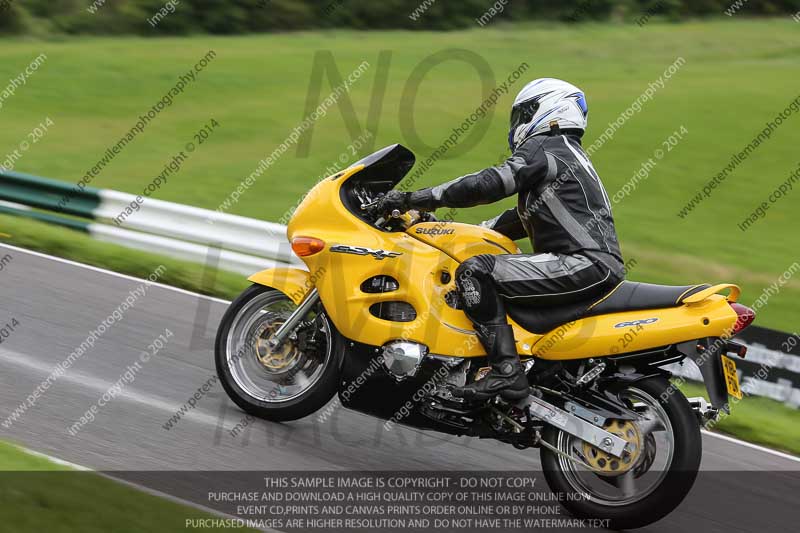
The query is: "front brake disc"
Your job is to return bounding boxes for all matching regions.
[253,313,301,373]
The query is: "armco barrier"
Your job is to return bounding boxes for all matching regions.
[0,169,300,274]
[666,325,800,409]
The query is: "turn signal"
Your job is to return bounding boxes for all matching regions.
[291,236,325,257]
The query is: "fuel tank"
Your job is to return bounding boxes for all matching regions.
[406,221,520,261]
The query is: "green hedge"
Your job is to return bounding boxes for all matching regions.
[1,0,799,35]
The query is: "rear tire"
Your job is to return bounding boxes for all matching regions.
[540,377,701,529]
[215,285,342,422]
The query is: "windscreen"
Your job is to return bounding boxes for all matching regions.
[341,144,416,187]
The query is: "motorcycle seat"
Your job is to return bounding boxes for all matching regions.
[586,281,711,316]
[506,281,711,334]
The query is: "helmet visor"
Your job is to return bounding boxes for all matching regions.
[509,102,537,132]
[508,100,539,150]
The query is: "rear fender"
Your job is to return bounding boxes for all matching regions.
[676,339,730,412]
[248,267,312,305]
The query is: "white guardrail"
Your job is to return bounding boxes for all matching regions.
[96,190,301,274]
[0,169,301,275]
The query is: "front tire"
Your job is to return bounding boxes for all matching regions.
[540,377,701,529]
[215,285,342,422]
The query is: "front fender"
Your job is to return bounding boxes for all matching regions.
[248,267,312,305]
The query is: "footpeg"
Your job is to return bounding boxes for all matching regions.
[687,396,719,424]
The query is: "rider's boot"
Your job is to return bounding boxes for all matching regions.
[451,324,530,401]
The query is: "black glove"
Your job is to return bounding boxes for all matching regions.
[376,190,411,216]
[376,189,440,217]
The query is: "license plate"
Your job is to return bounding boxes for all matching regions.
[721,355,743,400]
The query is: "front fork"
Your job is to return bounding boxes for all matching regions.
[267,288,320,349]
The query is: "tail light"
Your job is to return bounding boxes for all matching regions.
[729,303,755,335]
[291,236,325,257]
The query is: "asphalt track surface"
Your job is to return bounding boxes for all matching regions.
[1,243,798,532]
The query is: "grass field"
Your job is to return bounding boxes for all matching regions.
[0,441,256,532]
[1,19,798,330]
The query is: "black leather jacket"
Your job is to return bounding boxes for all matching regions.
[409,132,624,272]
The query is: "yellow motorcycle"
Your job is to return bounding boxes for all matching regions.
[216,144,755,529]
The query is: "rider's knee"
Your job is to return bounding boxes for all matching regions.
[456,254,496,283]
[456,255,500,318]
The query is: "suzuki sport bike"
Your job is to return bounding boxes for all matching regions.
[216,144,756,529]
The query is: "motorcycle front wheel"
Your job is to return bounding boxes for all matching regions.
[215,285,342,422]
[540,377,702,529]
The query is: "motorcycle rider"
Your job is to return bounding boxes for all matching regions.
[377,78,625,401]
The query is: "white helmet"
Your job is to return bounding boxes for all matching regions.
[508,78,588,150]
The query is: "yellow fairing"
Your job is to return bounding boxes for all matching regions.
[248,267,311,305]
[532,295,738,360]
[285,165,537,357]
[408,222,521,260]
[283,162,741,360]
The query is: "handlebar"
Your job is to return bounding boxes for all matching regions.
[358,191,435,229]
[360,195,401,217]
[360,199,381,210]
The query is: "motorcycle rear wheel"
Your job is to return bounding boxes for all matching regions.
[540,377,701,529]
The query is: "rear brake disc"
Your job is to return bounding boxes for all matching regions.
[582,419,642,476]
